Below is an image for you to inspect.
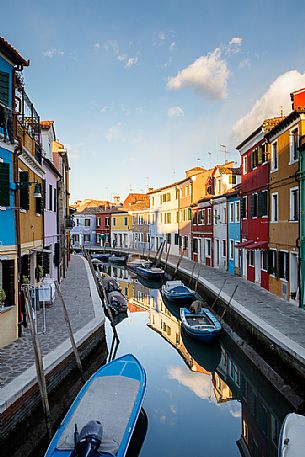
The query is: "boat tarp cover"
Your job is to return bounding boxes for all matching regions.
[168,286,190,294]
[57,376,140,454]
[281,413,305,456]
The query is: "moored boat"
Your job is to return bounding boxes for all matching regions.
[127,259,152,272]
[108,254,128,265]
[45,354,146,457]
[278,413,305,457]
[91,253,111,261]
[161,280,196,306]
[107,291,128,315]
[180,307,221,343]
[135,264,164,281]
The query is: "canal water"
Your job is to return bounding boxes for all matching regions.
[101,262,296,457]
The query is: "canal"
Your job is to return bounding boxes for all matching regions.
[101,262,299,457]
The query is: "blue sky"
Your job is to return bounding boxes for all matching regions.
[2,0,305,202]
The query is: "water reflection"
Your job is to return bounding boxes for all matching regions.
[100,263,295,457]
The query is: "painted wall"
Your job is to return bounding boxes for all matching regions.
[213,196,227,271]
[71,213,97,247]
[0,146,16,246]
[227,195,240,274]
[0,55,13,108]
[43,160,59,280]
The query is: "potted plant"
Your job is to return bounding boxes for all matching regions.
[21,275,30,285]
[0,289,6,308]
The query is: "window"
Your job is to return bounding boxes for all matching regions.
[258,190,268,217]
[279,251,289,281]
[258,143,267,164]
[152,197,155,206]
[73,234,80,242]
[290,127,299,163]
[230,240,234,260]
[96,218,101,227]
[290,187,299,221]
[271,193,278,222]
[84,234,91,242]
[222,207,226,224]
[183,236,188,249]
[124,217,128,226]
[198,209,204,224]
[262,251,268,272]
[249,250,255,267]
[105,217,110,227]
[222,239,226,258]
[241,196,247,219]
[188,208,192,221]
[252,148,258,168]
[250,193,258,218]
[206,239,211,257]
[271,141,278,171]
[76,218,79,226]
[0,71,9,106]
[192,210,198,224]
[0,162,10,207]
[49,184,53,211]
[268,250,277,276]
[235,201,240,222]
[217,180,221,193]
[243,156,247,175]
[214,208,218,224]
[174,233,179,245]
[112,217,116,226]
[165,212,171,224]
[19,171,29,210]
[230,203,234,223]
[53,188,57,212]
[85,218,91,226]
[166,233,171,244]
[207,208,212,225]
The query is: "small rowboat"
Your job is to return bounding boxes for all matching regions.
[180,307,221,343]
[108,254,128,265]
[161,281,196,306]
[45,354,146,457]
[135,264,164,281]
[278,413,305,457]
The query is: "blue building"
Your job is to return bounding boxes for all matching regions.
[0,37,29,347]
[226,185,241,275]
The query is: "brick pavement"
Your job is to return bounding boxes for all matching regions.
[0,255,102,389]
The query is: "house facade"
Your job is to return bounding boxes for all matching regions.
[71,210,98,248]
[192,197,213,265]
[265,108,304,303]
[110,211,132,248]
[236,118,283,289]
[96,207,112,246]
[227,186,241,274]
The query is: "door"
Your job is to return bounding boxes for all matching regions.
[215,240,220,267]
[255,250,261,284]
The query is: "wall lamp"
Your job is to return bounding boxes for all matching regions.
[16,181,42,198]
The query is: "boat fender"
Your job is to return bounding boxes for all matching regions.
[74,420,103,457]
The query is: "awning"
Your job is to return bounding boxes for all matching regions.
[246,241,268,250]
[235,240,254,248]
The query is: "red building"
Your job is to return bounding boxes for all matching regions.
[96,207,121,246]
[236,118,284,290]
[192,196,214,266]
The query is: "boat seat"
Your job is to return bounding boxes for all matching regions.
[57,375,140,455]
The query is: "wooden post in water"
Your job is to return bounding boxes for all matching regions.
[221,285,238,320]
[153,242,162,264]
[23,288,51,440]
[55,282,85,383]
[142,242,145,259]
[148,239,151,261]
[173,252,183,279]
[211,279,227,309]
[194,264,202,292]
[164,243,171,272]
[156,240,165,267]
[188,261,197,286]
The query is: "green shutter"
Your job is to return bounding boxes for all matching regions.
[0,162,10,207]
[258,146,263,165]
[19,171,29,210]
[0,71,9,106]
[250,194,255,217]
[257,192,263,217]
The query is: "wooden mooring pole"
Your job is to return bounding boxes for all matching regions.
[164,243,171,272]
[188,261,197,286]
[211,279,227,309]
[156,240,166,267]
[194,264,202,292]
[55,282,85,384]
[173,252,183,279]
[220,285,238,320]
[23,287,51,440]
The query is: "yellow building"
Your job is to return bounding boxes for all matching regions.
[111,211,132,248]
[266,111,304,302]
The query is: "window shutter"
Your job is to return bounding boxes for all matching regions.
[0,71,10,106]
[174,233,179,245]
[277,251,282,279]
[43,250,50,275]
[250,194,255,217]
[257,192,263,218]
[285,253,289,281]
[258,146,263,165]
[54,242,61,266]
[268,250,273,274]
[20,171,29,210]
[42,179,46,209]
[0,162,10,207]
[241,198,245,218]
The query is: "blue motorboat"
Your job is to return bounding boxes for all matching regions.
[180,307,221,343]
[161,280,196,306]
[135,264,164,281]
[278,413,305,457]
[45,354,146,457]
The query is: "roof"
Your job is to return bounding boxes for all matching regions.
[40,121,54,129]
[236,117,286,150]
[43,156,61,178]
[265,111,305,141]
[147,176,189,194]
[125,201,149,212]
[225,183,241,196]
[217,166,241,175]
[0,37,29,67]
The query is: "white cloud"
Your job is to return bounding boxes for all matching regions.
[227,37,242,55]
[105,124,124,143]
[94,43,101,49]
[168,106,184,118]
[167,48,230,100]
[169,42,176,52]
[43,48,64,58]
[159,31,166,41]
[124,56,138,68]
[239,58,251,69]
[233,70,305,140]
[168,366,215,401]
[102,39,119,55]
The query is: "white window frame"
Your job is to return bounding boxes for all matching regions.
[289,186,299,222]
[207,208,212,225]
[229,202,234,223]
[205,238,211,257]
[249,250,255,267]
[261,250,268,272]
[271,140,278,172]
[229,239,234,260]
[222,239,226,258]
[289,126,299,165]
[271,192,278,223]
[235,201,240,223]
[243,155,247,175]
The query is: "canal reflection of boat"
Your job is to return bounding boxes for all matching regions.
[99,275,121,293]
[108,291,128,315]
[180,307,221,343]
[278,413,305,457]
[127,259,152,272]
[112,311,128,326]
[161,280,196,306]
[126,408,148,457]
[45,354,146,457]
[136,274,163,290]
[91,253,111,261]
[181,330,221,373]
[162,294,182,319]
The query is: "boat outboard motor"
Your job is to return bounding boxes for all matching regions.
[74,420,103,457]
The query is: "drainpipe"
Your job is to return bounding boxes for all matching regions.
[14,137,23,336]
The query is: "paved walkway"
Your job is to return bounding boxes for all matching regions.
[0,255,104,407]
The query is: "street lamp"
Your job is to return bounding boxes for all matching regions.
[16,181,42,198]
